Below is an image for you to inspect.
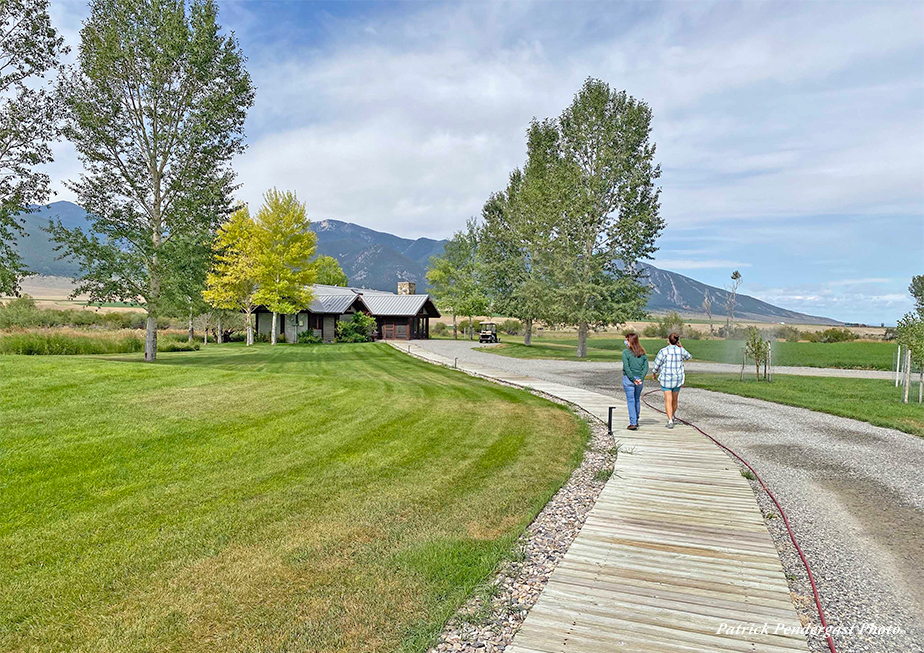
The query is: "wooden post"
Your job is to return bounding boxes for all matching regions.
[895,345,902,387]
[903,348,911,404]
[767,345,772,382]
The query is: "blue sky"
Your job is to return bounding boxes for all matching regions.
[46,0,923,324]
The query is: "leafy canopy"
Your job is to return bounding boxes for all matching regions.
[520,79,663,351]
[203,206,260,312]
[0,0,67,294]
[427,218,488,323]
[252,189,317,316]
[49,0,254,359]
[313,255,349,287]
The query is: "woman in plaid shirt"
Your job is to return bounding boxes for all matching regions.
[652,332,692,429]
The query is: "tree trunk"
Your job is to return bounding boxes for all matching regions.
[524,318,532,346]
[188,311,194,342]
[576,321,588,358]
[468,316,473,341]
[271,312,278,345]
[245,308,254,346]
[217,318,223,344]
[145,315,158,362]
[919,369,922,404]
[203,318,208,346]
[452,313,457,340]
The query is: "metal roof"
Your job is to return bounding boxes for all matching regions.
[360,293,433,316]
[306,284,440,317]
[309,293,361,314]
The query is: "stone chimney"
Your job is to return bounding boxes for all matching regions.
[397,281,416,295]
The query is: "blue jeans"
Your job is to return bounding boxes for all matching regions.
[622,376,643,425]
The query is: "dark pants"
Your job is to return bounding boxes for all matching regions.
[622,376,643,425]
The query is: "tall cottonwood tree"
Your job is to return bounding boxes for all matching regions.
[530,79,663,358]
[479,169,548,345]
[427,219,488,340]
[203,206,260,346]
[50,0,254,361]
[162,234,212,341]
[252,189,317,345]
[0,0,66,294]
[910,274,924,318]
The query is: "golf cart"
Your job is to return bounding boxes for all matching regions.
[479,322,500,344]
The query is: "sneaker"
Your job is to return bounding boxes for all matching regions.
[666,421,674,429]
[627,424,638,431]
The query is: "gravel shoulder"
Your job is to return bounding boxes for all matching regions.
[460,339,894,379]
[415,339,924,653]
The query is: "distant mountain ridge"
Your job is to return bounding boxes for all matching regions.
[311,219,443,291]
[12,202,840,325]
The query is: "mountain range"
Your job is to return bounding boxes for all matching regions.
[12,201,839,325]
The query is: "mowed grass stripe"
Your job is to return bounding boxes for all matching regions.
[0,343,587,652]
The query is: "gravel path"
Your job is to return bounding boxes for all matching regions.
[422,338,894,379]
[414,339,924,653]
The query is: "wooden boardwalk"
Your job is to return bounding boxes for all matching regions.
[390,342,810,653]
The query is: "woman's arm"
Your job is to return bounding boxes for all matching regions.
[652,349,664,375]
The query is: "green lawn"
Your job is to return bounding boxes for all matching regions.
[0,343,587,653]
[480,335,896,370]
[684,374,924,437]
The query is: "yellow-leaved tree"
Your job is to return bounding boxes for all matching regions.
[252,189,317,345]
[203,206,261,346]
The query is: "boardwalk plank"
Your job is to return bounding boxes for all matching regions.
[391,344,810,653]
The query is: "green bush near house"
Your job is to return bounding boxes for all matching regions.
[336,312,377,343]
[296,330,322,344]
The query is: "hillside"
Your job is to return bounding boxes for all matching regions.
[13,202,86,277]
[639,263,839,324]
[11,202,839,324]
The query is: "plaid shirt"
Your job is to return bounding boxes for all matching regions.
[652,344,692,388]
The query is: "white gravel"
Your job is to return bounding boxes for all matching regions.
[421,338,894,379]
[414,339,924,653]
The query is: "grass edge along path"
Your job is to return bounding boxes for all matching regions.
[685,373,924,437]
[475,337,895,370]
[0,343,589,653]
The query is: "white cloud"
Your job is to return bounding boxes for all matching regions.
[653,259,751,271]
[35,0,924,323]
[827,278,893,287]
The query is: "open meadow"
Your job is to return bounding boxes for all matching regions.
[479,333,897,370]
[0,343,587,653]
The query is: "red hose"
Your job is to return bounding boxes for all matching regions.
[641,389,838,653]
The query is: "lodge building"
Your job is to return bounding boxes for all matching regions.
[254,282,440,343]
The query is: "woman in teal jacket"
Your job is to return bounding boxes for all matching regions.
[622,333,649,430]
